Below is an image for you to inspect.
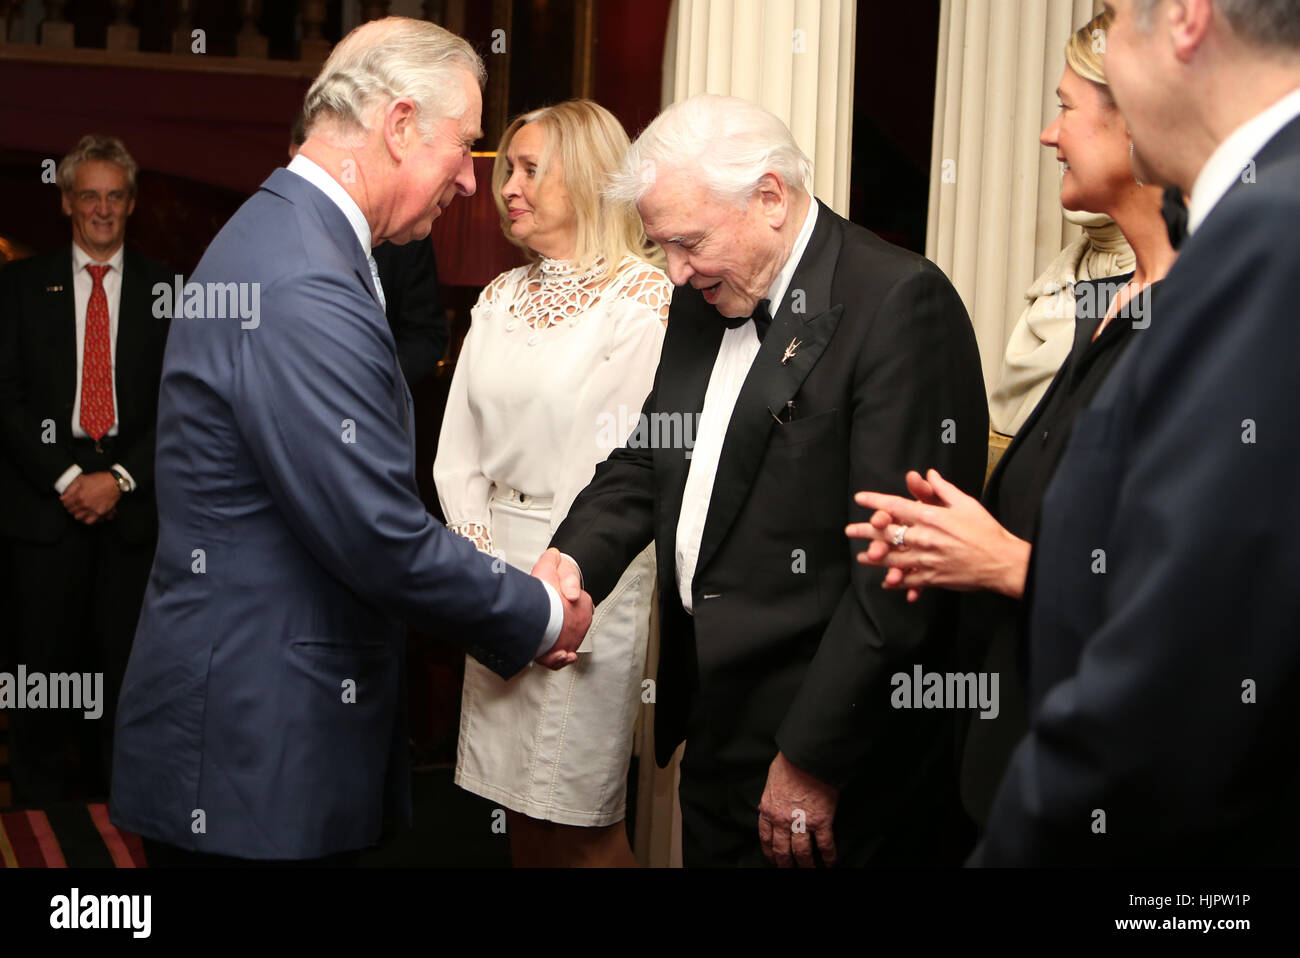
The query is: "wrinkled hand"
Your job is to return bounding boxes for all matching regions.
[531,549,592,670]
[60,472,120,525]
[845,469,1031,601]
[758,751,839,867]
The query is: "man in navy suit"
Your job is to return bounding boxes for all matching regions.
[975,0,1300,864]
[110,17,592,865]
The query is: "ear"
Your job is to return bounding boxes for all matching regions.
[60,191,72,217]
[125,195,136,218]
[755,171,790,228]
[382,97,420,162]
[1169,0,1214,64]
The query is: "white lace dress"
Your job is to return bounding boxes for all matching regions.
[434,254,669,826]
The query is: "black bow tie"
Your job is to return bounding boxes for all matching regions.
[725,299,773,342]
[1161,185,1188,250]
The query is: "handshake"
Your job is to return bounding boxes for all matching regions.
[530,548,593,671]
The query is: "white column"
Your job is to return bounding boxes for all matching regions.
[661,0,856,217]
[926,0,1101,394]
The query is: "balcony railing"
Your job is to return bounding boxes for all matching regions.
[0,1,470,76]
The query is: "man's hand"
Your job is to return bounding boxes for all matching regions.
[532,548,583,601]
[531,549,592,670]
[60,472,121,525]
[757,751,839,867]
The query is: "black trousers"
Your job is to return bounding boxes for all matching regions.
[678,704,975,868]
[6,518,154,806]
[142,838,361,869]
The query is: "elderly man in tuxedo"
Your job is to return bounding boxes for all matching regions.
[974,0,1300,864]
[537,94,988,867]
[110,17,592,866]
[0,135,171,805]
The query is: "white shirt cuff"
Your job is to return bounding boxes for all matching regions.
[537,580,564,657]
[111,463,136,492]
[54,464,83,495]
[557,552,584,588]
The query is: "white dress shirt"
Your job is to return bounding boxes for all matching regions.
[53,242,138,495]
[675,198,819,613]
[285,152,563,654]
[1187,85,1300,235]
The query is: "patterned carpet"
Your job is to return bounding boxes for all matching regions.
[0,803,147,867]
[0,710,511,867]
[0,712,148,867]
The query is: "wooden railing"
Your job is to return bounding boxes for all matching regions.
[0,1,470,76]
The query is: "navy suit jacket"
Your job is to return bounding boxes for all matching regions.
[975,115,1300,864]
[110,168,551,859]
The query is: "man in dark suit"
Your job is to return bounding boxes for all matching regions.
[0,134,172,804]
[537,94,988,867]
[290,118,449,388]
[975,0,1300,864]
[109,18,591,865]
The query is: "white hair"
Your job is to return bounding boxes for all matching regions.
[301,16,485,145]
[605,94,813,207]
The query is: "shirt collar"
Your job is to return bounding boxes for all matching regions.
[286,153,373,255]
[71,242,124,274]
[1187,85,1300,235]
[767,196,819,316]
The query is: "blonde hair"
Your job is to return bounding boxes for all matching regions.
[491,99,663,279]
[302,17,484,145]
[57,134,138,197]
[1065,9,1116,106]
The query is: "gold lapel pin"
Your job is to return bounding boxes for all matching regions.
[781,337,802,365]
[45,285,64,292]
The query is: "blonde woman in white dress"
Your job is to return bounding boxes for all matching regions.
[434,100,669,867]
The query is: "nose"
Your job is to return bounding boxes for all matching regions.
[1040,115,1060,148]
[664,247,694,287]
[501,167,522,202]
[456,152,476,198]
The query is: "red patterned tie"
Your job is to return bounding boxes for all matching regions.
[80,263,115,441]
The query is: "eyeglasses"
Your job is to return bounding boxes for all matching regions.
[71,190,130,208]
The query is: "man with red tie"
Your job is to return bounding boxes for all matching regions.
[0,135,172,805]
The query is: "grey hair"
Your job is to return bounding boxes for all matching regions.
[605,94,812,207]
[56,134,139,197]
[1134,0,1300,48]
[301,16,486,144]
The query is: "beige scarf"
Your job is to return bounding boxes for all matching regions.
[988,210,1136,436]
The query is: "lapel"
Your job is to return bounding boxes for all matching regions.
[694,201,845,577]
[1188,113,1300,256]
[42,247,78,415]
[654,292,725,553]
[262,168,384,315]
[114,246,150,412]
[261,168,414,448]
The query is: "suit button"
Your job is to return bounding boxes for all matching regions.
[1041,429,1050,445]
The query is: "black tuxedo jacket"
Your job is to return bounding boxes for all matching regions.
[371,238,449,388]
[975,114,1300,864]
[0,245,173,545]
[553,201,987,808]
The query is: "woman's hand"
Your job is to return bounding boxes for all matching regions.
[844,469,1032,601]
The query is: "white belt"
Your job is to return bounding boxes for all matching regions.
[492,485,553,509]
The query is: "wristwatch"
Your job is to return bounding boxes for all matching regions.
[110,467,131,494]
